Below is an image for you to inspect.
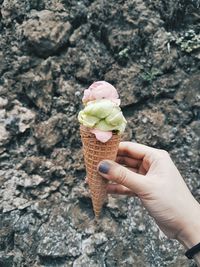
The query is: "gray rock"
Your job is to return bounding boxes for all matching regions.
[0,226,14,251]
[0,169,34,212]
[19,10,72,57]
[183,73,200,107]
[16,174,44,188]
[6,100,35,133]
[82,232,107,256]
[105,64,142,106]
[17,60,54,113]
[34,113,67,150]
[1,0,31,24]
[0,252,14,267]
[37,215,82,258]
[0,97,8,108]
[0,119,10,147]
[69,25,89,46]
[106,195,128,218]
[73,254,99,267]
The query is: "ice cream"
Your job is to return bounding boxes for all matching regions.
[78,82,127,142]
[82,81,120,105]
[78,81,127,218]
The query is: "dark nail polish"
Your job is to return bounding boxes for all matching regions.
[98,161,110,174]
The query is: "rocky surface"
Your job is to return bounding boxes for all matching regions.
[0,0,200,266]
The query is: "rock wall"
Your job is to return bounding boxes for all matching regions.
[0,0,200,266]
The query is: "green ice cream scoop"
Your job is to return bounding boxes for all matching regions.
[78,99,127,133]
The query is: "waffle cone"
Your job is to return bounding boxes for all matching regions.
[80,125,121,218]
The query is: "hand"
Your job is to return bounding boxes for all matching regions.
[97,142,200,249]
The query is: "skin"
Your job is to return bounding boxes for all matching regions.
[97,142,200,265]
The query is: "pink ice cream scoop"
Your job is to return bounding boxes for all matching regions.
[82,81,120,105]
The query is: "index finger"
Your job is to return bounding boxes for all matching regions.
[117,142,157,159]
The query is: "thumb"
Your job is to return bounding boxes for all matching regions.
[98,160,145,194]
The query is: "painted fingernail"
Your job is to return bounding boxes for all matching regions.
[98,161,110,174]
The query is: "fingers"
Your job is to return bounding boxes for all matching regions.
[117,142,158,161]
[127,167,138,173]
[117,154,147,174]
[86,176,137,196]
[116,155,142,168]
[107,184,136,196]
[138,164,147,175]
[98,160,146,194]
[85,167,138,184]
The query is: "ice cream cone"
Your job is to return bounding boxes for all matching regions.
[80,125,120,218]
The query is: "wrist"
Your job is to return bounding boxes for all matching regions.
[177,202,200,249]
[178,222,200,249]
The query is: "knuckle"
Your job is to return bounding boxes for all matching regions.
[143,156,150,167]
[116,166,128,185]
[159,149,169,157]
[149,149,170,164]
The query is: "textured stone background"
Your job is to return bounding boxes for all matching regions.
[0,0,200,266]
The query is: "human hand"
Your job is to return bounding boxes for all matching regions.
[97,142,200,249]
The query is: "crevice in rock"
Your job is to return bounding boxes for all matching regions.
[78,196,94,218]
[25,40,72,60]
[38,255,76,265]
[17,91,39,111]
[122,91,175,118]
[4,128,32,158]
[71,13,87,30]
[146,0,200,30]
[86,0,96,7]
[191,106,200,121]
[91,23,112,57]
[17,88,53,120]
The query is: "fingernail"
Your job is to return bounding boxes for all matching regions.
[98,161,110,174]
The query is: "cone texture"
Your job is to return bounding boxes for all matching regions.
[80,125,120,218]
